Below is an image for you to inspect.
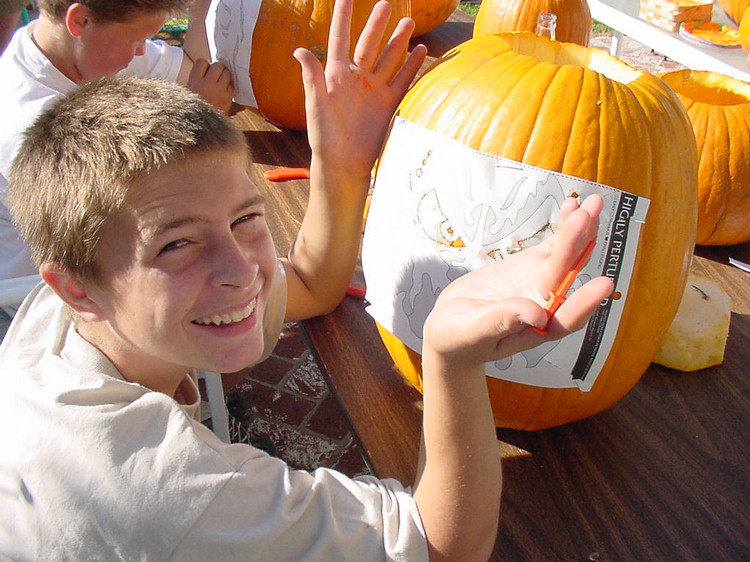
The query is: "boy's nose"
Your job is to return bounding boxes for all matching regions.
[210,237,258,287]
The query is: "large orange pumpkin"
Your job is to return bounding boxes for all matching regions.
[660,70,750,246]
[473,0,592,45]
[248,0,409,130]
[368,33,697,430]
[410,0,460,37]
[716,0,750,24]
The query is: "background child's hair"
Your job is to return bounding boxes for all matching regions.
[37,0,192,23]
[8,76,247,281]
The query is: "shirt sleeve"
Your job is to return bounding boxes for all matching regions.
[170,453,428,562]
[120,39,183,82]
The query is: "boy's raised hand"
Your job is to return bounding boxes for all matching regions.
[293,0,427,181]
[423,195,616,369]
[186,58,235,114]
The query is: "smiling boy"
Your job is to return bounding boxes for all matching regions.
[0,1,613,560]
[0,0,234,281]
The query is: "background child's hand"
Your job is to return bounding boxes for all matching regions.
[293,0,427,182]
[186,58,235,114]
[423,195,615,370]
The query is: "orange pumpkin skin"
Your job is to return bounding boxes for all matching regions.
[473,0,592,45]
[717,0,750,24]
[410,0,460,37]
[661,70,750,246]
[249,0,409,130]
[373,33,697,430]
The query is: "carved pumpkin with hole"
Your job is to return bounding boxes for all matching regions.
[473,0,593,45]
[660,70,750,246]
[366,33,697,430]
[248,0,409,130]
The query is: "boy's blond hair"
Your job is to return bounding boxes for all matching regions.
[8,76,247,282]
[38,0,191,22]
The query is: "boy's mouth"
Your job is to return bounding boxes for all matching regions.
[194,299,256,326]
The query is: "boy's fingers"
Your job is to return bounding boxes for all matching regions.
[327,0,354,62]
[352,1,392,70]
[189,57,210,80]
[371,16,419,81]
[294,47,326,117]
[388,43,427,92]
[543,276,614,336]
[538,206,596,296]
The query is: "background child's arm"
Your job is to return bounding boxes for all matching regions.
[282,0,427,321]
[413,196,614,562]
[176,0,234,113]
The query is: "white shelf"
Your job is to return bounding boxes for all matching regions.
[587,0,750,82]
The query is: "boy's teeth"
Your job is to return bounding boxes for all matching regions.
[197,300,255,326]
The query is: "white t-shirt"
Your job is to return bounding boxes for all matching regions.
[0,22,184,281]
[0,280,427,561]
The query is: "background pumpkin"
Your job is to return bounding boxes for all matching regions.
[716,0,750,23]
[660,69,750,246]
[248,0,409,130]
[740,5,750,51]
[368,32,697,430]
[473,0,593,45]
[410,0,460,37]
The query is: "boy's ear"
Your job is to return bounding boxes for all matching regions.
[65,3,94,37]
[40,263,107,322]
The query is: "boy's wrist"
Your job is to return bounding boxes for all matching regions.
[421,343,487,387]
[308,157,372,198]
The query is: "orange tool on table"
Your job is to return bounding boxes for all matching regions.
[264,168,310,182]
[533,238,597,335]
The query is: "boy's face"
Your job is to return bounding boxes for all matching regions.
[73,10,169,80]
[81,150,278,386]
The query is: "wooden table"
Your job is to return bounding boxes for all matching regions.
[587,0,750,83]
[231,10,750,561]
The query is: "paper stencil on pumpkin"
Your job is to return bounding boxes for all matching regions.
[206,0,260,107]
[362,118,650,391]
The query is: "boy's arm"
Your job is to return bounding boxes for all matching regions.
[176,0,234,113]
[414,195,614,562]
[181,0,212,63]
[283,0,427,321]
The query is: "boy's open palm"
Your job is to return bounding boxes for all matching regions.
[294,0,427,179]
[423,195,615,368]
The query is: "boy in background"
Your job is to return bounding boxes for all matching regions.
[0,1,613,560]
[0,0,233,280]
[0,0,26,53]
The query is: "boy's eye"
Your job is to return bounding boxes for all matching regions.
[159,239,189,254]
[232,212,262,227]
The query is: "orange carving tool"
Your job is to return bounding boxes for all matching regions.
[264,167,310,182]
[533,238,597,335]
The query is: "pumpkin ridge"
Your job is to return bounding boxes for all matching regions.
[561,67,601,177]
[523,64,575,169]
[493,60,562,159]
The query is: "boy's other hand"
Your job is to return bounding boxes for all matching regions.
[294,0,428,182]
[187,59,235,114]
[423,194,615,372]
